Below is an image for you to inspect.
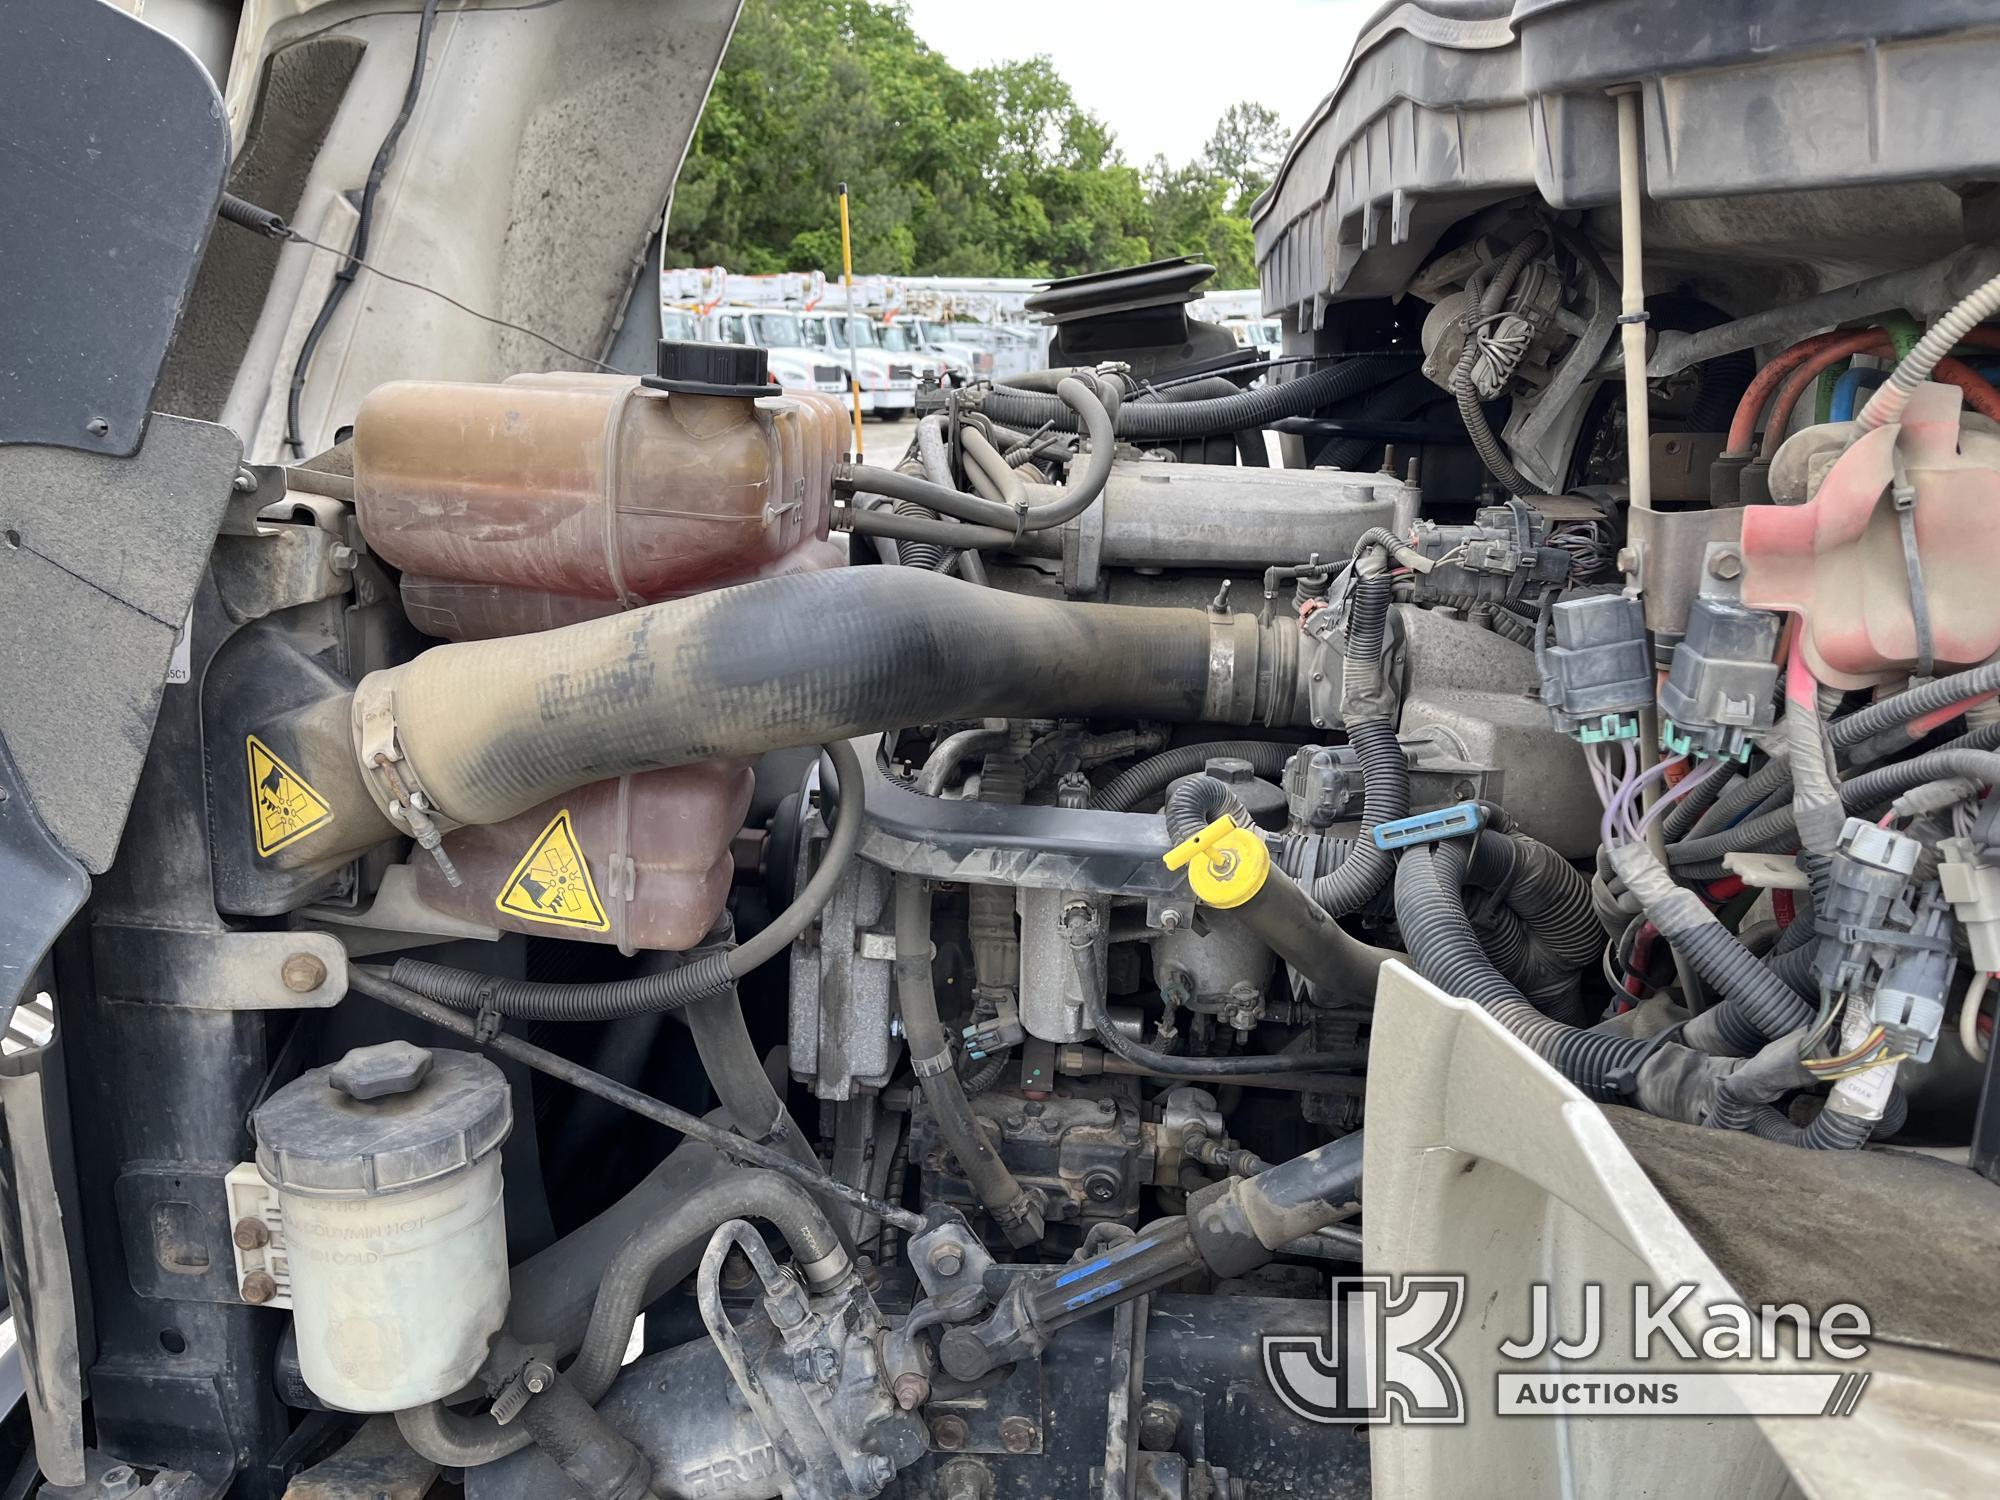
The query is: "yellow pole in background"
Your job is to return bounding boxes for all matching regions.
[838,181,864,460]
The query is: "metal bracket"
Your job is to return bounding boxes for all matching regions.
[89,926,347,1009]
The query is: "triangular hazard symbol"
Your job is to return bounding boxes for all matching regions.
[246,735,334,856]
[495,810,610,932]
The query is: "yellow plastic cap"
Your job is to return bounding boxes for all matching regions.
[1162,815,1271,909]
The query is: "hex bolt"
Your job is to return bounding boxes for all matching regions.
[928,1243,965,1278]
[240,1270,278,1305]
[931,1413,969,1451]
[98,1466,139,1500]
[999,1415,1038,1453]
[939,1459,993,1500]
[1158,908,1183,932]
[1083,1168,1121,1204]
[792,1344,838,1385]
[1709,547,1743,580]
[281,952,328,993]
[522,1359,555,1395]
[233,1216,270,1250]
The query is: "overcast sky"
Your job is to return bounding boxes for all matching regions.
[900,0,1379,167]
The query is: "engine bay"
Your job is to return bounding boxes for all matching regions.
[6,2,2000,1497]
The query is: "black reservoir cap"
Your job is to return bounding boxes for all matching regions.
[643,338,770,398]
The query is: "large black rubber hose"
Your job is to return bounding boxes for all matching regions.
[572,1170,848,1398]
[397,1170,847,1468]
[980,356,1400,440]
[515,1372,655,1500]
[895,875,1044,1246]
[387,742,864,1020]
[360,568,1253,830]
[1394,841,1650,1091]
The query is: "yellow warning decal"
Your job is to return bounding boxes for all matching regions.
[495,810,610,932]
[247,735,334,857]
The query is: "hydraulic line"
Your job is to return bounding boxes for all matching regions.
[837,376,1115,535]
[894,875,1045,1246]
[396,1171,849,1470]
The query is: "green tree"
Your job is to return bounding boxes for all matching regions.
[1203,100,1289,213]
[663,0,1279,287]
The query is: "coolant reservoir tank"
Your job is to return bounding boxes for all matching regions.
[252,1042,511,1412]
[351,348,848,638]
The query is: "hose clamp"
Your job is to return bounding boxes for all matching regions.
[351,674,462,887]
[911,1049,955,1080]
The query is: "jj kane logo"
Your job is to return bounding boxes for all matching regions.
[1265,1276,1873,1425]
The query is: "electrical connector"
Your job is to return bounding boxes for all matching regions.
[1411,500,1570,605]
[1281,745,1356,831]
[1815,816,1923,997]
[1870,884,1956,1063]
[1939,835,2000,975]
[962,1003,1024,1062]
[1656,597,1781,761]
[1536,592,1652,742]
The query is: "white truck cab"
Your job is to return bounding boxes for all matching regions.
[709,306,852,402]
[800,310,917,419]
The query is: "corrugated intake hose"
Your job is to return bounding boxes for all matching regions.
[356,567,1274,831]
[1394,841,1651,1092]
[979,356,1400,440]
[1461,829,1602,1024]
[1609,843,1812,1057]
[396,1170,849,1468]
[1161,772,1252,844]
[1090,739,1293,811]
[387,742,863,1019]
[894,875,1045,1246]
[1311,572,1407,916]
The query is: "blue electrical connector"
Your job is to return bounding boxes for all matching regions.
[1370,801,1486,851]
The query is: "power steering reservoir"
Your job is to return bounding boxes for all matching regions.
[252,1041,511,1412]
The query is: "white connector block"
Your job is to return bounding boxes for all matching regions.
[1938,836,2000,975]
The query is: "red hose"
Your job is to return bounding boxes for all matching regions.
[1757,336,2000,456]
[1726,331,1857,453]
